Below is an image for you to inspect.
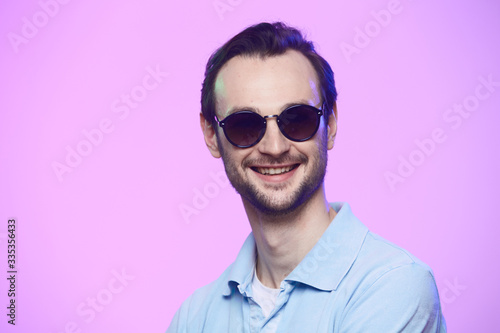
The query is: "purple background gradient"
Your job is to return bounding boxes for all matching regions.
[1,0,499,332]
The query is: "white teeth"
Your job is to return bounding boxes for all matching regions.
[257,165,293,175]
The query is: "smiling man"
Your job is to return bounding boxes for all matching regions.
[167,22,446,332]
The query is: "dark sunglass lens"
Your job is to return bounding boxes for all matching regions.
[280,106,320,140]
[224,112,265,147]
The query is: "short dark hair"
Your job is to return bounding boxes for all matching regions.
[201,22,338,125]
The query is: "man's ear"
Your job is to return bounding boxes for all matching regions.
[200,112,222,158]
[327,102,338,150]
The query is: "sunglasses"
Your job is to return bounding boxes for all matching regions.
[215,104,325,148]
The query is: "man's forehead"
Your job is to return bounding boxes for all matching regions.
[214,51,321,114]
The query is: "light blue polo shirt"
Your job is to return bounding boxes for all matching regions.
[167,202,447,332]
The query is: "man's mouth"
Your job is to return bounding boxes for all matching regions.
[251,164,299,175]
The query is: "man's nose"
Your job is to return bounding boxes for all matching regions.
[256,117,291,156]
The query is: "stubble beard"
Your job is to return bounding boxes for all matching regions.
[218,131,329,218]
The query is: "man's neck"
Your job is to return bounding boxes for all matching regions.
[243,186,336,289]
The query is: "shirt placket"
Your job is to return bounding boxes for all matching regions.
[260,281,295,333]
[238,282,266,333]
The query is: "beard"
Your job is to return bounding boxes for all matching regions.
[217,130,329,217]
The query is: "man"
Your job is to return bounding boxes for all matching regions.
[168,22,446,332]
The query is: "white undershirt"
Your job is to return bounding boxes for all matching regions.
[251,268,281,318]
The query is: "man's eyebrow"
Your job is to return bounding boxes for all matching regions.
[281,99,317,109]
[226,105,260,115]
[225,99,317,116]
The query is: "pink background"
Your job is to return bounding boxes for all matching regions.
[1,0,499,332]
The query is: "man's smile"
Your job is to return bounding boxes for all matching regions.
[252,164,299,175]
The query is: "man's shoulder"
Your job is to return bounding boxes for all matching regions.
[339,231,446,332]
[343,229,439,302]
[360,230,433,273]
[330,202,435,282]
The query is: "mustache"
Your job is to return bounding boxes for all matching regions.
[242,153,308,168]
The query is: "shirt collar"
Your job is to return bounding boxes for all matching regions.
[223,233,257,296]
[223,202,369,295]
[286,202,369,291]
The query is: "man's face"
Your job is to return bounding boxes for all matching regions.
[203,50,336,216]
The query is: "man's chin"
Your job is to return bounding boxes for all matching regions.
[240,188,307,217]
